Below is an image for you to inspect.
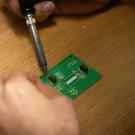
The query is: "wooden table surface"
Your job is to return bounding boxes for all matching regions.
[0,1,135,135]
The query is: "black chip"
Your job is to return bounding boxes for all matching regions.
[48,75,57,83]
[80,64,88,74]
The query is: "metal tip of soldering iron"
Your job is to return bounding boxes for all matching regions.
[41,65,47,75]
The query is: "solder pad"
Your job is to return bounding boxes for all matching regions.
[40,54,102,99]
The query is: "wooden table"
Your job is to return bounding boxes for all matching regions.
[0,1,135,135]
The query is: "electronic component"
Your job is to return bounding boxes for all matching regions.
[65,76,77,85]
[48,75,57,83]
[80,64,89,74]
[40,54,102,99]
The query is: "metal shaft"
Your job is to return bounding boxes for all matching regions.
[26,14,47,73]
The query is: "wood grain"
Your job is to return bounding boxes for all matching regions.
[0,0,135,135]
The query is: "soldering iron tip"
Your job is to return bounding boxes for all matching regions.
[41,65,47,75]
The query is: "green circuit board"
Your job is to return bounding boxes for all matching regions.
[40,54,101,99]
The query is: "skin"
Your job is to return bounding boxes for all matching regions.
[0,72,80,135]
[5,0,113,21]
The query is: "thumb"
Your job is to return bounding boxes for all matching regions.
[35,1,55,22]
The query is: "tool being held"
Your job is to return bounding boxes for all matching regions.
[19,0,47,74]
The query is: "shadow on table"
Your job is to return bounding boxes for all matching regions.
[123,0,135,8]
[57,0,122,20]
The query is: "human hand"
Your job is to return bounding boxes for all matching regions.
[5,0,112,21]
[0,72,80,135]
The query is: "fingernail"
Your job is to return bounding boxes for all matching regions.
[42,2,55,14]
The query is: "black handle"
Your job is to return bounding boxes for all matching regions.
[19,0,44,15]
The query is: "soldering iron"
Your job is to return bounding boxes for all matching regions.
[19,0,47,74]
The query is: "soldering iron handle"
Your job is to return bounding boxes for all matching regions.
[19,0,44,15]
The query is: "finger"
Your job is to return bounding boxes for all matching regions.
[25,71,38,84]
[3,71,38,84]
[24,72,60,99]
[1,71,58,99]
[1,71,37,83]
[3,72,43,98]
[34,1,55,22]
[36,79,61,99]
[3,72,50,109]
[0,72,35,97]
